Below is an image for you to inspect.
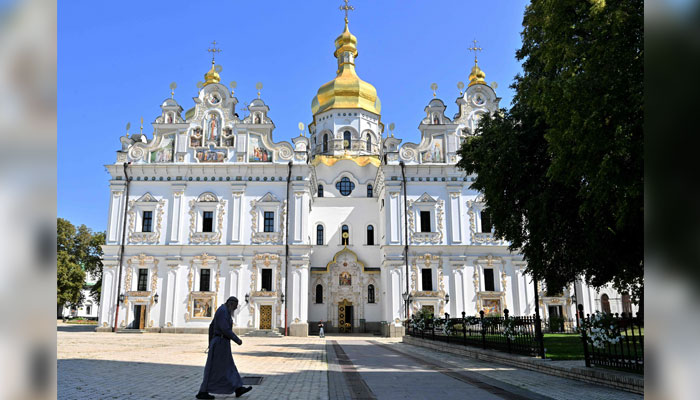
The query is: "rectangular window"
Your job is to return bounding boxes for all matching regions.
[142,211,153,232]
[484,268,495,291]
[202,211,214,232]
[137,268,148,291]
[480,210,492,233]
[421,268,433,291]
[200,269,211,292]
[261,268,273,291]
[420,211,432,232]
[263,211,275,233]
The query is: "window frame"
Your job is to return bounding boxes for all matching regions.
[141,210,153,233]
[263,211,275,233]
[199,268,211,292]
[137,268,149,291]
[202,210,214,233]
[336,177,355,196]
[316,224,324,245]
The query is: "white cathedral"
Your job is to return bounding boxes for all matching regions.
[97,17,633,336]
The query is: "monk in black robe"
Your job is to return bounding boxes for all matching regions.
[196,297,252,399]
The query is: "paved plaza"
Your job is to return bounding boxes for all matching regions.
[57,323,642,400]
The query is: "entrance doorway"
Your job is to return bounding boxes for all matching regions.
[259,305,272,330]
[338,300,353,333]
[132,305,146,329]
[548,305,564,332]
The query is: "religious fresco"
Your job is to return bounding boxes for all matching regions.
[192,298,212,318]
[190,128,203,147]
[248,134,271,162]
[421,135,445,163]
[195,149,226,163]
[482,299,501,316]
[204,113,221,143]
[339,272,352,286]
[149,135,174,163]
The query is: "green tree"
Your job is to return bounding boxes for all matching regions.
[458,0,642,300]
[57,218,105,313]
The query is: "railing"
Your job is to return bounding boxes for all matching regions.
[405,309,541,357]
[578,305,644,373]
[543,317,578,333]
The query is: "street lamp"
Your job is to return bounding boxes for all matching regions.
[118,294,125,304]
[280,293,285,304]
[245,293,250,304]
[445,293,450,304]
[153,293,159,304]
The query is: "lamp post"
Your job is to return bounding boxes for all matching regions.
[402,292,412,320]
[245,293,250,304]
[153,293,159,304]
[118,293,125,304]
[281,293,285,304]
[445,293,450,304]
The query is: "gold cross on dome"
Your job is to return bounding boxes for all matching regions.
[207,40,222,63]
[468,39,483,64]
[339,0,354,24]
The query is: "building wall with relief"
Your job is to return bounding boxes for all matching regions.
[97,20,635,335]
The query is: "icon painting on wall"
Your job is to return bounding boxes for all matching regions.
[482,299,501,316]
[248,134,271,162]
[421,135,445,163]
[205,113,221,143]
[149,135,174,163]
[339,272,352,286]
[196,149,226,163]
[193,298,212,318]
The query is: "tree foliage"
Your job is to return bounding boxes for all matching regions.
[57,218,105,307]
[458,0,643,299]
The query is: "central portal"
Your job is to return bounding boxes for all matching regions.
[259,305,272,330]
[338,300,353,333]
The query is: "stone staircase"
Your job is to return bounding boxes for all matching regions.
[243,330,284,338]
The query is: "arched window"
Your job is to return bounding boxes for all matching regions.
[315,284,323,304]
[367,184,373,198]
[343,130,351,149]
[316,225,324,245]
[318,184,324,198]
[336,177,355,196]
[601,294,611,314]
[323,134,329,153]
[366,134,372,151]
[368,284,375,303]
[366,225,374,245]
[341,225,349,245]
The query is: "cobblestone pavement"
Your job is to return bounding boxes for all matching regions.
[58,323,641,400]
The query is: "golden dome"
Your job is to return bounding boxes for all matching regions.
[311,21,381,116]
[203,61,220,86]
[468,62,486,87]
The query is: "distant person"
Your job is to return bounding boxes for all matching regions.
[318,320,325,338]
[196,297,252,399]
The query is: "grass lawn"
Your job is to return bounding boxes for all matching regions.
[543,333,585,360]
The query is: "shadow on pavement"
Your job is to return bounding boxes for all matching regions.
[57,324,98,333]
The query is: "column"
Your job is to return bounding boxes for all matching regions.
[230,184,246,243]
[447,189,462,243]
[165,264,178,327]
[169,184,186,243]
[107,185,126,243]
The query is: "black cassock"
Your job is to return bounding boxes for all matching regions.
[198,304,244,394]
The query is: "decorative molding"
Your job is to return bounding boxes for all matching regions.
[407,195,444,244]
[188,195,226,244]
[127,194,166,244]
[186,253,221,321]
[467,196,507,245]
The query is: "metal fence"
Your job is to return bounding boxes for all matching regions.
[578,305,644,373]
[405,309,541,357]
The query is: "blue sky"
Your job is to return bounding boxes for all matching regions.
[58,0,529,232]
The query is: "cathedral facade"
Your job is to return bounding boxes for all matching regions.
[97,19,631,336]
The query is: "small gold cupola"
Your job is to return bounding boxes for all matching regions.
[467,39,487,87]
[311,9,381,116]
[203,41,222,87]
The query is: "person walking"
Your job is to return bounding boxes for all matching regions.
[318,320,325,338]
[196,297,252,399]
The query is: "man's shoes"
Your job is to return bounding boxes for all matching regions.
[196,392,215,399]
[235,386,253,397]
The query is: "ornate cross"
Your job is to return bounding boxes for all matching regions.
[339,0,354,24]
[207,40,222,63]
[468,39,483,64]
